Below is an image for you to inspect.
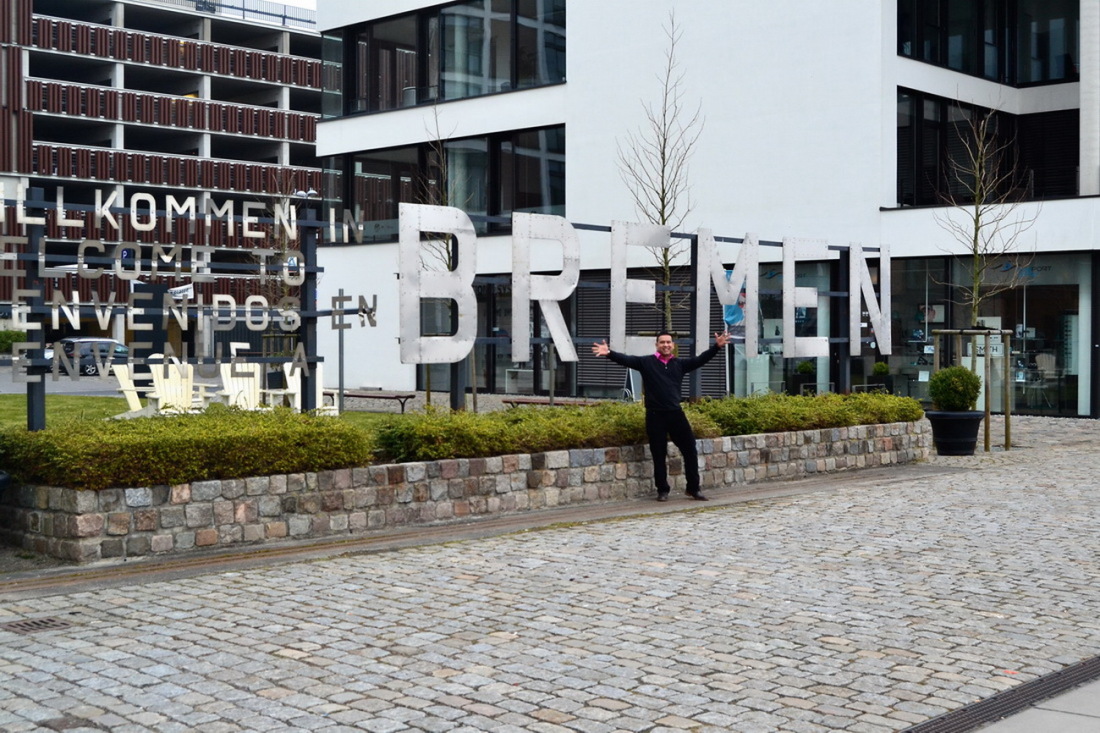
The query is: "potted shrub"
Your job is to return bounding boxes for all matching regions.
[788,360,817,396]
[870,361,893,393]
[926,365,983,455]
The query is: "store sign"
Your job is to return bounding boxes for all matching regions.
[397,204,891,363]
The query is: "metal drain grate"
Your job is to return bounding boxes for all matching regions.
[0,617,74,634]
[906,654,1100,732]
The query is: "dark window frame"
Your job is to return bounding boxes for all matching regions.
[336,0,565,116]
[896,88,1077,207]
[898,0,1076,87]
[339,124,565,244]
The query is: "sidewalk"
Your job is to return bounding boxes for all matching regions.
[977,682,1100,732]
[0,414,1097,732]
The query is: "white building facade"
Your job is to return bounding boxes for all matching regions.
[315,0,1098,417]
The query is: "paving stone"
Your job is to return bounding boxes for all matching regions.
[0,417,1097,731]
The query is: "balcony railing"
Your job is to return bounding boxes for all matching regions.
[32,15,321,88]
[137,0,316,30]
[30,143,322,197]
[27,79,317,141]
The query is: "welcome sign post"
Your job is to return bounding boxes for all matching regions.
[3,187,377,429]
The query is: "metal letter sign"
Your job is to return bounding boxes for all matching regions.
[610,221,671,355]
[782,238,835,358]
[696,230,759,356]
[510,212,580,362]
[850,241,891,356]
[395,205,892,364]
[398,203,477,364]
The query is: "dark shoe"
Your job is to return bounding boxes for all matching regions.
[687,490,709,501]
[656,491,670,502]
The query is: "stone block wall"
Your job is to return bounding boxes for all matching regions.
[0,422,928,563]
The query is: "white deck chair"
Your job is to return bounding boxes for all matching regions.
[147,356,202,414]
[218,362,269,410]
[111,364,154,417]
[282,362,338,415]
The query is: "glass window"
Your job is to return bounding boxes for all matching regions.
[946,0,978,74]
[359,16,419,112]
[897,92,915,205]
[344,126,564,242]
[350,146,419,242]
[441,0,512,100]
[921,0,941,62]
[982,0,1001,80]
[1017,0,1079,84]
[351,26,370,113]
[950,253,1086,415]
[446,137,490,220]
[321,30,344,119]
[516,0,566,88]
[919,97,943,205]
[896,88,1077,206]
[898,0,915,56]
[896,0,1075,86]
[338,0,565,116]
[499,127,565,216]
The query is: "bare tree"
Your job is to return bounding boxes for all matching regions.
[616,11,703,332]
[934,105,1039,329]
[416,107,479,408]
[418,106,455,272]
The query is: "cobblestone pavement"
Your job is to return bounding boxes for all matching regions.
[0,416,1098,732]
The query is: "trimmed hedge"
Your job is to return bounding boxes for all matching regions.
[0,330,25,355]
[690,392,924,436]
[0,393,924,490]
[373,393,923,464]
[0,404,373,491]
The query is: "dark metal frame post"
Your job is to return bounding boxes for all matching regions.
[1093,255,1100,418]
[688,233,702,398]
[832,248,851,394]
[300,207,318,412]
[449,235,467,410]
[26,188,46,431]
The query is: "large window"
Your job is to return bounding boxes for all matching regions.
[898,0,1077,86]
[1016,0,1079,84]
[344,125,565,242]
[350,16,419,114]
[337,0,566,115]
[896,89,1077,206]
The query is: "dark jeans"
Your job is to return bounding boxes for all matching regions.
[646,408,700,493]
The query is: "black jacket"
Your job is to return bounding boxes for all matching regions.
[608,345,719,411]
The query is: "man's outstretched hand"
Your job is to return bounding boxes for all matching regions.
[715,331,732,348]
[591,340,610,357]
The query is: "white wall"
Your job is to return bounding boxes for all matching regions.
[314,0,1096,393]
[316,86,567,157]
[317,1,419,29]
[317,1,898,390]
[881,198,1100,258]
[564,1,889,245]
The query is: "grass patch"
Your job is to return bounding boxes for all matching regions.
[0,395,131,427]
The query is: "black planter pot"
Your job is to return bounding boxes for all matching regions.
[926,410,984,456]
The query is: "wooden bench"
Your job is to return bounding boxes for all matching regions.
[323,389,417,413]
